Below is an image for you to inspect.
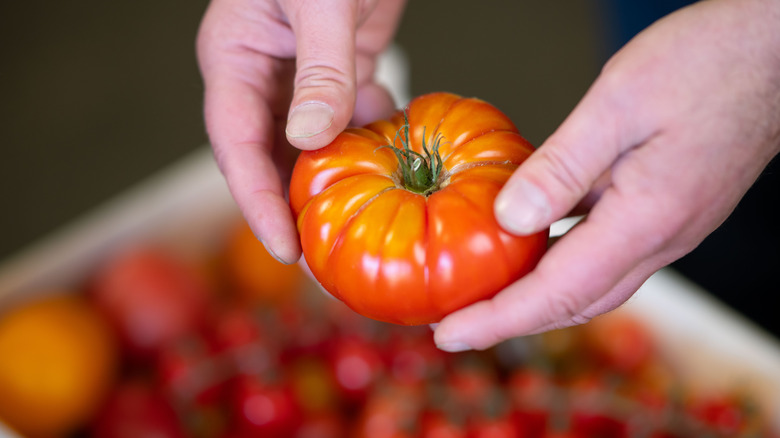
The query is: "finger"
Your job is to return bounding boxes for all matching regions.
[494,79,645,236]
[434,191,664,351]
[352,80,397,126]
[202,67,302,264]
[281,0,363,150]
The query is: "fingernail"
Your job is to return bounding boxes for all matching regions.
[495,179,551,235]
[436,341,473,353]
[286,102,334,138]
[259,238,289,265]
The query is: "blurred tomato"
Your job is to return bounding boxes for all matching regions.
[91,379,186,438]
[294,411,346,438]
[420,410,466,438]
[569,412,628,438]
[289,358,339,415]
[156,333,227,407]
[507,369,552,438]
[90,246,211,359]
[447,357,498,414]
[582,314,655,375]
[222,219,302,305]
[687,393,747,436]
[208,306,275,377]
[328,335,385,403]
[467,416,519,438]
[352,383,423,438]
[228,373,301,438]
[386,332,446,386]
[0,294,118,438]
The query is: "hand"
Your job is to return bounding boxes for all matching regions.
[434,0,780,352]
[197,0,406,264]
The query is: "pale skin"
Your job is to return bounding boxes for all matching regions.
[197,0,780,352]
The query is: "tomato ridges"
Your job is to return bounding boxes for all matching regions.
[290,92,548,324]
[445,160,518,177]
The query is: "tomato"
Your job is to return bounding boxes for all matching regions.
[289,92,548,325]
[156,334,226,407]
[228,374,302,438]
[328,335,385,403]
[90,246,211,359]
[293,411,346,438]
[0,295,118,438]
[420,410,467,438]
[386,332,446,386]
[581,313,655,375]
[351,383,423,438]
[221,219,302,306]
[569,412,628,438]
[90,379,187,438]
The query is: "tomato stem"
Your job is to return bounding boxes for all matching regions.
[378,111,445,195]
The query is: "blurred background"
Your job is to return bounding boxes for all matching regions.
[1,1,777,337]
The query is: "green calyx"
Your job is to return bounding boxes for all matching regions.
[378,112,445,196]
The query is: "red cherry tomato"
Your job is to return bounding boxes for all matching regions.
[420,410,467,438]
[90,379,186,438]
[228,374,301,438]
[328,335,385,403]
[90,246,211,359]
[156,334,226,407]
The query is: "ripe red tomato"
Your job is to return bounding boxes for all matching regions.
[328,335,385,403]
[228,374,302,438]
[90,379,187,438]
[290,92,548,325]
[90,246,211,359]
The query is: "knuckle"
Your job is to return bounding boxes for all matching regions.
[537,144,591,199]
[295,62,353,94]
[542,290,592,330]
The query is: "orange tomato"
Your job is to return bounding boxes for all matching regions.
[0,294,118,437]
[222,219,302,305]
[289,92,548,325]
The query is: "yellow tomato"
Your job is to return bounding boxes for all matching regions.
[222,219,302,305]
[0,294,118,437]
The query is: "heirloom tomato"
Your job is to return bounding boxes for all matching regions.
[289,92,548,325]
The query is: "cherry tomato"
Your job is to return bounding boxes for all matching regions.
[228,374,301,438]
[569,412,628,438]
[686,394,747,436]
[328,335,385,403]
[351,383,423,438]
[467,416,520,438]
[581,313,655,375]
[293,411,346,438]
[290,92,548,325]
[90,379,187,438]
[156,333,227,407]
[90,246,211,359]
[419,410,467,438]
[386,331,447,386]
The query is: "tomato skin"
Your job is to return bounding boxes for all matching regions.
[90,247,211,360]
[290,92,548,325]
[90,379,187,438]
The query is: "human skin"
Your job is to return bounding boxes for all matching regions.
[433,0,780,351]
[197,0,407,265]
[197,0,780,351]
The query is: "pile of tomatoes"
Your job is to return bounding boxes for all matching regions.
[0,218,777,438]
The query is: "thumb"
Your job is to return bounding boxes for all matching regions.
[494,83,636,235]
[282,0,362,150]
